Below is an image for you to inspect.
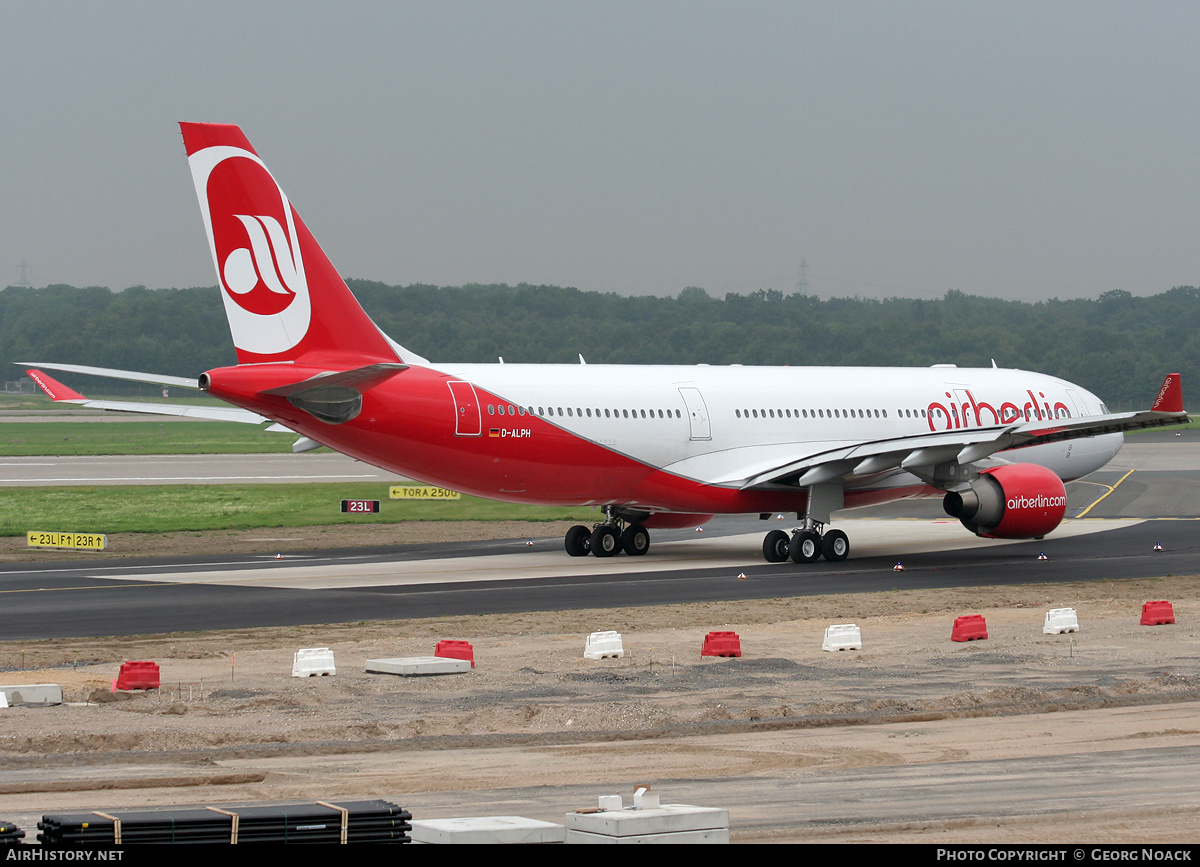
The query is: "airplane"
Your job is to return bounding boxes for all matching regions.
[20,122,1190,564]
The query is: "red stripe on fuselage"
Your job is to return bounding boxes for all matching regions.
[204,364,935,514]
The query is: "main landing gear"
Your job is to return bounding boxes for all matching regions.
[761,482,850,565]
[761,524,850,564]
[565,508,650,558]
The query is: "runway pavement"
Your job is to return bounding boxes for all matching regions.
[0,452,406,486]
[0,514,1193,640]
[1,439,1197,639]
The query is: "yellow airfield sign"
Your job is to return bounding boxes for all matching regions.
[389,486,461,500]
[27,531,107,550]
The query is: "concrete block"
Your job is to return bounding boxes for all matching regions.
[0,684,63,706]
[565,827,729,844]
[410,816,564,844]
[565,804,729,844]
[365,657,472,676]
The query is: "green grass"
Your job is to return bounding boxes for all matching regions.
[1,483,596,536]
[0,421,297,456]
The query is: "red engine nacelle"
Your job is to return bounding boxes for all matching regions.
[942,463,1067,539]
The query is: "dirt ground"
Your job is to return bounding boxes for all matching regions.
[2,523,1199,843]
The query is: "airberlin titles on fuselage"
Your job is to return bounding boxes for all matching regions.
[927,388,1072,431]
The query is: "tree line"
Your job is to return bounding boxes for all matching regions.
[2,281,1197,409]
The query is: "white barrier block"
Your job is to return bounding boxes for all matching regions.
[365,657,472,676]
[1044,608,1080,634]
[584,631,625,660]
[633,787,660,810]
[292,647,336,677]
[597,795,622,811]
[410,816,564,844]
[565,804,729,844]
[0,684,63,706]
[0,692,7,708]
[822,623,863,652]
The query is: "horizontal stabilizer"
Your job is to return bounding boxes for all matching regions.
[259,363,408,398]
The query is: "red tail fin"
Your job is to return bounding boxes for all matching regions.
[180,123,397,368]
[1151,373,1183,413]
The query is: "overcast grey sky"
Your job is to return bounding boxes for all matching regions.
[2,1,1199,301]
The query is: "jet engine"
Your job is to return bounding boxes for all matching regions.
[942,463,1068,539]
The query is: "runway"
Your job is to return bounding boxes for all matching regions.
[1,438,1197,640]
[0,452,405,486]
[0,514,1194,640]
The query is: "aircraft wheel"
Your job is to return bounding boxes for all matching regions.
[762,529,790,562]
[621,525,650,556]
[822,529,850,562]
[565,525,592,557]
[790,530,822,563]
[591,525,620,557]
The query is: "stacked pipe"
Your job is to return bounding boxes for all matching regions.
[0,822,24,845]
[38,801,410,845]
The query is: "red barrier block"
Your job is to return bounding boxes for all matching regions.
[115,661,160,690]
[701,631,742,658]
[951,615,989,642]
[1140,600,1176,626]
[435,640,475,667]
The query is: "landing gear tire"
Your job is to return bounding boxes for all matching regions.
[763,530,790,562]
[790,530,822,563]
[565,525,591,557]
[591,525,620,557]
[822,529,850,562]
[621,525,650,556]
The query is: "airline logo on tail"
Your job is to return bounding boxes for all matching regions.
[186,142,312,355]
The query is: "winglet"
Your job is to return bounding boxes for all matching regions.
[1150,373,1183,413]
[25,369,87,402]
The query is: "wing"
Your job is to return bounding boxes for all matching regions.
[733,373,1188,491]
[19,361,199,390]
[739,407,1187,490]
